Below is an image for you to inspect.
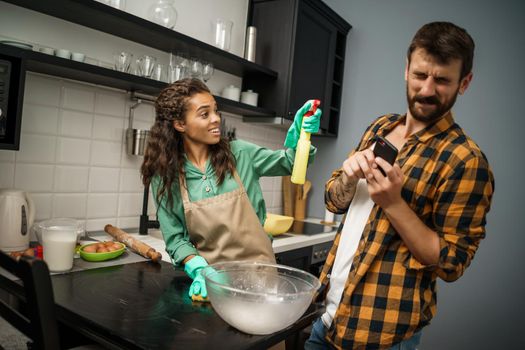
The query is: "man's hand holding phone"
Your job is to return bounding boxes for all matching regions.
[340,136,400,187]
[372,136,398,176]
[368,135,406,210]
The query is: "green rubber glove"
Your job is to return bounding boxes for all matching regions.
[284,100,322,149]
[184,256,208,299]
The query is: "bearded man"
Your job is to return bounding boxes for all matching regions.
[305,22,495,350]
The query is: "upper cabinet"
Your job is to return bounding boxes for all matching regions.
[244,0,351,137]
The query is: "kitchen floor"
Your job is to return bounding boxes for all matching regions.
[0,317,28,349]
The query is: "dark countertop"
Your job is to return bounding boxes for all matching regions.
[50,260,323,350]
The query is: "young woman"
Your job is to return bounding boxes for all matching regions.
[141,78,321,299]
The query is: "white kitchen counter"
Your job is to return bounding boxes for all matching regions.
[271,230,336,253]
[90,218,338,263]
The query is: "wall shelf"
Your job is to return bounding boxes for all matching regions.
[0,44,276,118]
[3,0,278,79]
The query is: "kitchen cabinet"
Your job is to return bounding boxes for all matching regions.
[275,245,312,271]
[244,0,351,136]
[0,0,278,121]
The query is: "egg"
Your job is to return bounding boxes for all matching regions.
[97,247,109,253]
[83,244,97,253]
[112,243,123,250]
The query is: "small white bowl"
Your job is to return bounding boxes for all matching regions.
[39,47,54,55]
[55,49,71,59]
[71,52,85,62]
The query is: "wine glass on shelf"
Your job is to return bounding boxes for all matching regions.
[188,57,203,80]
[202,61,214,83]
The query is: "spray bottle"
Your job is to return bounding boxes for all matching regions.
[291,99,320,184]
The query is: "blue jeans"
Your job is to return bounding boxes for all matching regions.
[304,317,422,350]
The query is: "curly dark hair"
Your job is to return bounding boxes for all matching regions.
[141,78,236,208]
[407,21,475,80]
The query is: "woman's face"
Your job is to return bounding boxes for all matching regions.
[174,92,221,145]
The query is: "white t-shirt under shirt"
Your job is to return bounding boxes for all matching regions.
[321,179,375,327]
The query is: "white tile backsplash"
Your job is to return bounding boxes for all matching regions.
[89,167,120,192]
[21,104,59,134]
[53,193,87,218]
[0,163,15,188]
[0,151,15,162]
[24,74,61,107]
[129,103,155,122]
[14,164,54,191]
[86,218,117,232]
[56,137,91,165]
[119,168,142,192]
[259,177,273,191]
[120,152,144,169]
[31,193,53,221]
[16,134,56,163]
[116,217,140,231]
[0,77,288,230]
[87,193,118,218]
[271,187,283,208]
[95,91,126,117]
[62,84,95,112]
[93,115,125,141]
[54,165,89,192]
[59,110,93,138]
[90,140,122,167]
[118,193,142,217]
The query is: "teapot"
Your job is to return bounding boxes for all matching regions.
[0,189,35,251]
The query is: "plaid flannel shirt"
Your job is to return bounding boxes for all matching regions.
[320,112,494,349]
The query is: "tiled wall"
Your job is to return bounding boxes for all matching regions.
[0,73,286,232]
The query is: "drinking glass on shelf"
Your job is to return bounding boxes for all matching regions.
[212,18,233,51]
[168,64,187,83]
[152,63,167,82]
[188,57,203,79]
[202,61,214,82]
[170,52,188,68]
[137,55,157,77]
[114,52,133,72]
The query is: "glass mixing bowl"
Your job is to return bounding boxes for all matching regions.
[201,261,321,335]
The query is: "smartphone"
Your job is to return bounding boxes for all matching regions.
[373,136,398,175]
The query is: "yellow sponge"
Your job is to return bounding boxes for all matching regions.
[191,294,210,303]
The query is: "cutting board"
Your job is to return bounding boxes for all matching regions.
[294,180,311,220]
[283,176,312,220]
[282,176,296,217]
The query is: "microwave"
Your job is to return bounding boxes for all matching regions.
[0,52,25,150]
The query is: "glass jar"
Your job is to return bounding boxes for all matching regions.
[212,18,233,51]
[147,0,178,29]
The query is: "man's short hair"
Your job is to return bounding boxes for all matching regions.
[407,22,475,80]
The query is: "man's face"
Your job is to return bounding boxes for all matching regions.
[405,48,472,123]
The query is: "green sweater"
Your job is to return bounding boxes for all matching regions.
[152,139,316,265]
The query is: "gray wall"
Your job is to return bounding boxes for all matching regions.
[307,0,525,348]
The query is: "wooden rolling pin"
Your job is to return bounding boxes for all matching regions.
[104,225,162,263]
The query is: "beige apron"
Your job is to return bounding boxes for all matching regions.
[179,170,276,264]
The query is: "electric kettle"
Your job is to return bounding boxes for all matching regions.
[0,189,35,251]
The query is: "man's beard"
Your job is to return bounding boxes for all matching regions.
[406,85,459,123]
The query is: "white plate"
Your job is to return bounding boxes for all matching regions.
[0,40,33,50]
